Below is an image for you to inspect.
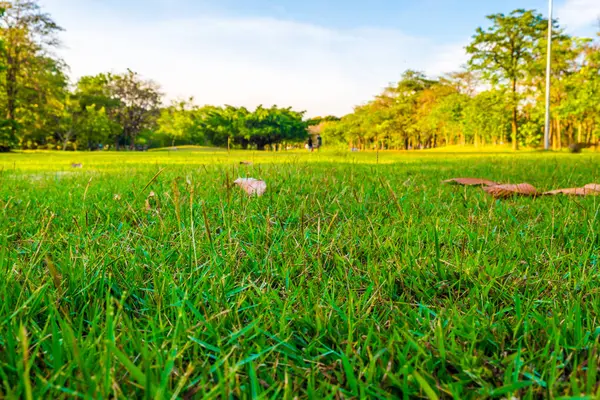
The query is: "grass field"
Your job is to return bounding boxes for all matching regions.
[2,148,600,399]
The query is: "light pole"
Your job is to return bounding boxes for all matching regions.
[544,0,553,150]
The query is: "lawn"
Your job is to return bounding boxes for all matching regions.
[1,149,600,399]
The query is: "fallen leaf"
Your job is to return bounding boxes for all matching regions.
[234,178,267,197]
[240,161,253,166]
[544,188,590,196]
[443,178,498,186]
[483,183,538,199]
[71,163,83,168]
[544,184,600,196]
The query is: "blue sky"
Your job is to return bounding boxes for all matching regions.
[40,0,599,116]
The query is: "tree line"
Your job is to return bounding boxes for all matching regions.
[0,1,308,151]
[0,2,599,152]
[320,10,600,151]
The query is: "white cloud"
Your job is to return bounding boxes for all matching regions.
[557,0,600,32]
[39,0,469,117]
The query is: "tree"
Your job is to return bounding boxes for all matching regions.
[157,98,198,147]
[55,95,79,150]
[243,105,307,150]
[0,6,8,149]
[75,73,120,112]
[444,70,479,97]
[467,9,548,150]
[73,73,121,148]
[463,89,511,146]
[110,70,161,148]
[76,106,115,150]
[194,105,230,147]
[0,0,63,147]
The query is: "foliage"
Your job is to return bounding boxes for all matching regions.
[197,105,307,150]
[321,12,599,151]
[109,70,162,148]
[156,98,199,147]
[0,0,65,147]
[0,2,598,151]
[466,10,549,150]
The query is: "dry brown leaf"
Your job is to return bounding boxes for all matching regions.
[483,183,539,199]
[234,178,267,197]
[584,183,600,192]
[544,183,600,196]
[240,161,253,166]
[544,187,599,196]
[443,178,498,186]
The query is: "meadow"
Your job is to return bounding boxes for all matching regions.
[1,148,600,399]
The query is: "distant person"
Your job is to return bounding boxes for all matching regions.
[316,134,322,150]
[307,137,313,152]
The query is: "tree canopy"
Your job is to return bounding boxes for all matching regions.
[321,12,599,151]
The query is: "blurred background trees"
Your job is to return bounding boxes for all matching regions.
[0,1,598,151]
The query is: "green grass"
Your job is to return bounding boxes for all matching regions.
[2,149,600,399]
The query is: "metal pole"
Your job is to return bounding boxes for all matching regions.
[544,0,553,150]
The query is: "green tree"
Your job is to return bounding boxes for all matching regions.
[55,95,79,150]
[0,6,8,149]
[0,0,63,147]
[73,73,122,148]
[76,106,116,150]
[109,70,162,148]
[194,105,229,147]
[467,9,548,150]
[463,89,511,147]
[157,98,198,147]
[75,73,120,112]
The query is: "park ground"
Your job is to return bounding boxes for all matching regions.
[1,147,600,399]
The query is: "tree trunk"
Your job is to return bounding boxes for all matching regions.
[511,80,519,151]
[552,120,557,151]
[511,107,518,151]
[586,123,592,144]
[5,50,19,145]
[577,122,582,143]
[557,117,562,150]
